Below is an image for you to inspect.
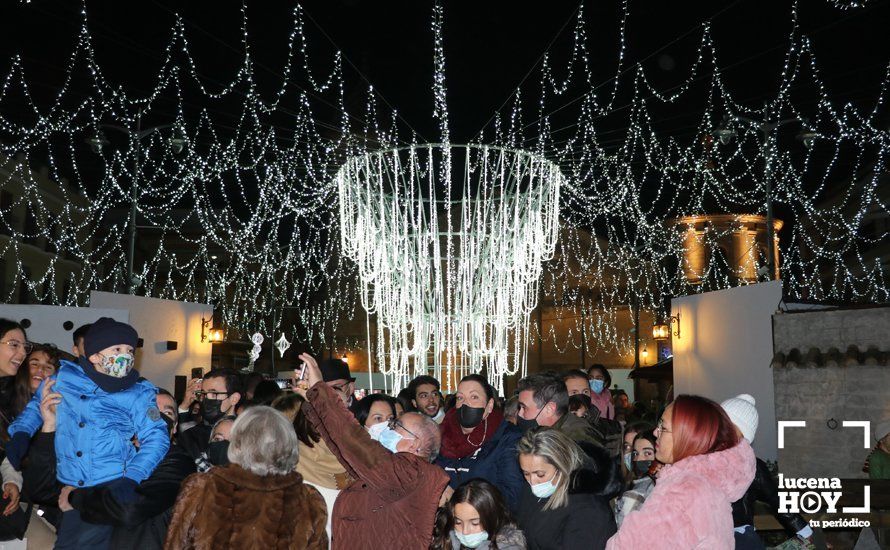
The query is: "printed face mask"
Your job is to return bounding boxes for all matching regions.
[99,352,134,378]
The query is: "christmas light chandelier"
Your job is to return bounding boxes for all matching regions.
[337,144,562,393]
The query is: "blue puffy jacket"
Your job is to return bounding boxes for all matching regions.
[436,414,525,511]
[8,359,169,487]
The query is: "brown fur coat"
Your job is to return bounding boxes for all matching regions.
[164,464,328,550]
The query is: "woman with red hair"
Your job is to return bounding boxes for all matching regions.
[606,395,756,549]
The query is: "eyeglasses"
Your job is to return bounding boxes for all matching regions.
[655,420,672,434]
[387,418,418,440]
[195,390,230,401]
[330,383,351,394]
[0,340,33,354]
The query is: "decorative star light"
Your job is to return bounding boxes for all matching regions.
[275,333,291,358]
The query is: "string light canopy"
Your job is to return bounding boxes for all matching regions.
[337,144,562,393]
[0,0,886,385]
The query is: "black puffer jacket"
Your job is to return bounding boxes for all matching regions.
[516,444,620,550]
[731,457,808,535]
[22,432,196,550]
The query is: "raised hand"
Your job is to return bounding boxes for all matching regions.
[39,378,62,433]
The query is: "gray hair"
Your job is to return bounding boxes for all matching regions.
[402,412,441,461]
[516,427,584,510]
[227,406,299,476]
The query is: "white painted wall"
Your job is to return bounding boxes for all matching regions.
[609,368,634,401]
[672,280,782,461]
[0,304,129,353]
[89,291,213,390]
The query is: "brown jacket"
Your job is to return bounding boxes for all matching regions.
[305,382,450,550]
[164,464,328,550]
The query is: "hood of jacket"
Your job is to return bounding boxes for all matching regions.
[659,440,755,503]
[569,442,623,499]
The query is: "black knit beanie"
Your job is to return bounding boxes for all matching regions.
[84,317,138,357]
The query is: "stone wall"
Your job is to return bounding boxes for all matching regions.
[772,306,889,354]
[772,306,890,478]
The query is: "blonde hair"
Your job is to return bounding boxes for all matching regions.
[516,427,584,510]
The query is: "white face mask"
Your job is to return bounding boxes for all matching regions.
[454,529,489,549]
[367,421,388,441]
[530,473,560,499]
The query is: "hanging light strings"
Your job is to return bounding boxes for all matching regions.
[0,0,886,378]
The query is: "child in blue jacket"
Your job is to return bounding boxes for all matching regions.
[6,317,169,548]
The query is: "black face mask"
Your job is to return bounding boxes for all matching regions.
[161,414,177,436]
[207,440,230,466]
[200,398,225,425]
[458,405,486,429]
[633,460,653,477]
[516,404,546,433]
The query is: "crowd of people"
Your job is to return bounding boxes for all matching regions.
[0,316,879,549]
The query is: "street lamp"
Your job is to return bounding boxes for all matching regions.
[715,113,815,280]
[653,312,680,341]
[87,110,185,293]
[201,316,225,344]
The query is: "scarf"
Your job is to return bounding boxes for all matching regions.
[439,407,503,460]
[78,356,140,393]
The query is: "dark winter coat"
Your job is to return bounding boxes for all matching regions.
[164,464,328,550]
[21,431,197,550]
[177,422,211,459]
[304,381,450,550]
[516,444,620,550]
[436,419,525,511]
[731,457,808,536]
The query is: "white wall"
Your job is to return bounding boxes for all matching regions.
[672,280,782,461]
[89,291,213,390]
[610,368,634,401]
[0,304,129,352]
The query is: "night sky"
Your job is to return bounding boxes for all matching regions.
[2,0,889,146]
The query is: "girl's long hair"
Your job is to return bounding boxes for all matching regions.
[430,479,513,550]
[12,344,63,417]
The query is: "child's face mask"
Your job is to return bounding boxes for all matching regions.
[99,352,135,378]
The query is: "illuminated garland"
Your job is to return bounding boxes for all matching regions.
[0,0,885,382]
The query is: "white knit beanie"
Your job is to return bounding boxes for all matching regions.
[721,394,759,443]
[875,420,890,443]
